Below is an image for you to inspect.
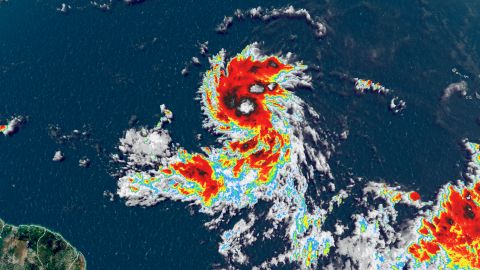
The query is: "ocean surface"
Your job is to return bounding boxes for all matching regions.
[1,0,480,269]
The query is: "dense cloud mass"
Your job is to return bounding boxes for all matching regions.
[115,44,337,268]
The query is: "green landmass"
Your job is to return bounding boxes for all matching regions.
[0,219,86,270]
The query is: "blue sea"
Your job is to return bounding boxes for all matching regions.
[1,0,480,269]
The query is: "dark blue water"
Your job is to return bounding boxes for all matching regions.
[1,0,480,269]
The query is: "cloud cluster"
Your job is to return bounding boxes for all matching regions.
[1,116,25,136]
[216,6,327,38]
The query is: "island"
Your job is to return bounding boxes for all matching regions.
[0,219,86,270]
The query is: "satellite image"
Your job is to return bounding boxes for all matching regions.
[1,0,480,269]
